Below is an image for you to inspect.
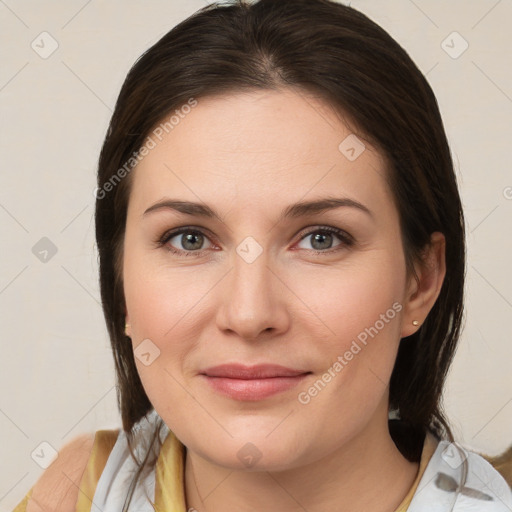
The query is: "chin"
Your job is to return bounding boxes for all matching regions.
[199,441,303,472]
[187,424,309,471]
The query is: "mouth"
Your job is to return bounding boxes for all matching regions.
[199,363,312,401]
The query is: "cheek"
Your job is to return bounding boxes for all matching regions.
[123,235,212,339]
[123,260,206,418]
[292,251,405,403]
[294,251,405,345]
[122,242,220,397]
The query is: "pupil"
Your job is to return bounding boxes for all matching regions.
[312,232,332,250]
[183,233,202,250]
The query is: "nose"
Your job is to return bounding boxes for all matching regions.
[215,247,290,341]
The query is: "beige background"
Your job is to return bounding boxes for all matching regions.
[1,0,511,509]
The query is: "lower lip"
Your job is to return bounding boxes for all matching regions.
[201,374,310,401]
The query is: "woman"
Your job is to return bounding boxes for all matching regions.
[14,0,512,511]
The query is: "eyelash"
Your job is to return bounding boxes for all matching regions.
[156,225,354,258]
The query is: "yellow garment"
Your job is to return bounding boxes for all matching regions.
[75,429,119,511]
[154,429,187,511]
[12,428,437,512]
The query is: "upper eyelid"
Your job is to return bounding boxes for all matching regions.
[160,225,217,243]
[297,225,353,240]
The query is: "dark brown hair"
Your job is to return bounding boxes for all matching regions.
[95,0,465,501]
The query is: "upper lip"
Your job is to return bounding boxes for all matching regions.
[201,364,310,379]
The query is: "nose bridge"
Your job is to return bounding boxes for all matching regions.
[233,241,270,300]
[216,237,287,339]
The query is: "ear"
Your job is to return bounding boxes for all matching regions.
[401,232,446,338]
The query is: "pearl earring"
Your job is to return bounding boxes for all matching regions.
[412,320,420,326]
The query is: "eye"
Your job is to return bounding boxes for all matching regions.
[159,228,214,256]
[157,225,354,257]
[295,226,354,253]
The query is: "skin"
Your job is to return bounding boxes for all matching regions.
[123,88,446,512]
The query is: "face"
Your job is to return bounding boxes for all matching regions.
[123,88,414,471]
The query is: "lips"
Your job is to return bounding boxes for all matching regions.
[202,363,308,379]
[200,364,311,401]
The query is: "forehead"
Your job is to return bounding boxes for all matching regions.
[129,88,391,215]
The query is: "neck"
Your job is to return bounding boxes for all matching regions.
[184,411,420,512]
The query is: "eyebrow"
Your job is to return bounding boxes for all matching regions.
[143,196,372,221]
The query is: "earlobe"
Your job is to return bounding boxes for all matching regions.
[401,232,446,338]
[124,314,131,338]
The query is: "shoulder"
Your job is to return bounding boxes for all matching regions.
[25,430,119,512]
[481,445,512,488]
[426,440,511,511]
[26,433,94,512]
[409,439,512,511]
[458,448,512,511]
